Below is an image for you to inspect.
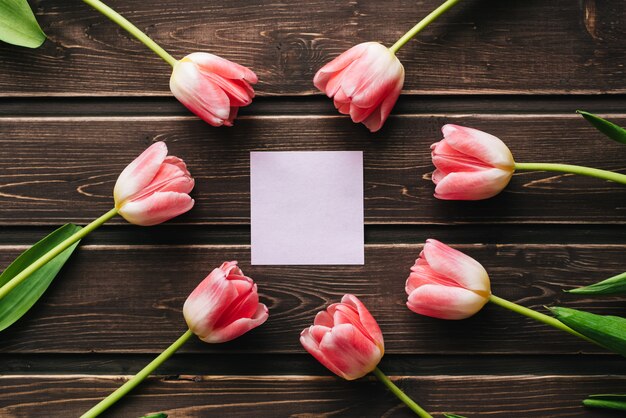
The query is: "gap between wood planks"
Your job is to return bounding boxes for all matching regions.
[0,225,625,246]
[1,353,625,375]
[0,95,625,117]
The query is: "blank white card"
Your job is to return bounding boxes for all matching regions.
[250,151,364,265]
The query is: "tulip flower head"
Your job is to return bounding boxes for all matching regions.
[183,261,269,343]
[406,239,491,320]
[430,124,516,200]
[83,261,269,417]
[314,42,405,132]
[300,294,384,380]
[113,142,194,226]
[170,53,258,127]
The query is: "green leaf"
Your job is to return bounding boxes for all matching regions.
[0,0,46,48]
[0,224,81,332]
[138,414,168,418]
[577,110,626,145]
[550,307,626,357]
[583,394,626,411]
[443,414,468,418]
[568,271,626,295]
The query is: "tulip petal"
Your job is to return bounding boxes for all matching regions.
[187,52,258,83]
[114,142,168,205]
[407,263,462,292]
[183,267,239,339]
[118,191,194,226]
[213,282,259,329]
[434,168,513,201]
[341,294,384,350]
[300,325,347,378]
[314,310,335,327]
[407,284,488,320]
[422,240,491,294]
[431,140,493,173]
[332,89,352,114]
[362,70,404,132]
[313,43,370,91]
[350,54,403,109]
[325,64,356,98]
[204,73,255,107]
[203,303,269,343]
[163,156,191,176]
[170,60,231,125]
[339,43,390,99]
[348,103,376,124]
[318,323,383,380]
[219,261,243,277]
[128,161,194,202]
[309,325,331,344]
[442,124,515,169]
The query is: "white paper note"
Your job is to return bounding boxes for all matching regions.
[251,151,364,265]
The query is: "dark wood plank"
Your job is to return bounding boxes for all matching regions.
[0,0,624,96]
[0,244,624,354]
[1,374,624,417]
[2,114,626,225]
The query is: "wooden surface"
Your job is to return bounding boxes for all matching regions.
[1,0,625,417]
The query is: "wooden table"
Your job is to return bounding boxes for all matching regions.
[1,1,625,416]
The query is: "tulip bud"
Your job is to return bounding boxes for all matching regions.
[183,261,269,343]
[406,239,491,320]
[314,42,405,132]
[300,294,384,380]
[430,124,515,200]
[170,53,258,127]
[114,142,194,226]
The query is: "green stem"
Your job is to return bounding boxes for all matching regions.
[81,329,194,418]
[514,162,626,185]
[372,367,433,417]
[488,295,597,345]
[0,208,118,301]
[81,0,177,67]
[389,0,462,54]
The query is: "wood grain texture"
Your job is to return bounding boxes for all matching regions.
[0,244,624,354]
[2,114,626,225]
[1,1,625,415]
[1,374,624,417]
[0,0,623,96]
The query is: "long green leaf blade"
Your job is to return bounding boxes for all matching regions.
[550,307,626,357]
[583,394,626,411]
[0,0,46,48]
[568,271,626,295]
[0,224,82,331]
[577,110,626,145]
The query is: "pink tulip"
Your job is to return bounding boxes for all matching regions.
[83,262,268,417]
[406,239,491,320]
[114,142,194,226]
[170,53,258,127]
[183,261,269,343]
[430,124,515,200]
[300,294,384,380]
[314,42,405,132]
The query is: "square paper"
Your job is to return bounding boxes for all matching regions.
[251,151,364,265]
